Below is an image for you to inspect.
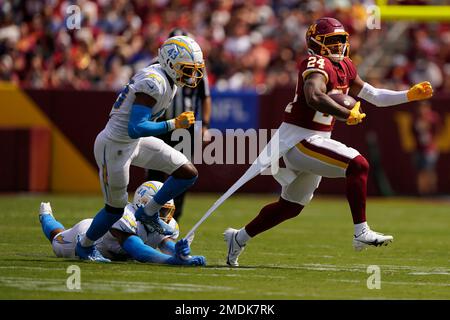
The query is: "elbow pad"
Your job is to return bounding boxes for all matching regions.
[357,82,408,107]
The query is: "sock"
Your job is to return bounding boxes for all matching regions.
[82,206,123,246]
[354,222,369,236]
[245,197,304,237]
[236,228,251,246]
[40,215,64,241]
[346,155,369,224]
[144,176,197,216]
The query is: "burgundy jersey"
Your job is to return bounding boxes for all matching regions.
[284,55,358,132]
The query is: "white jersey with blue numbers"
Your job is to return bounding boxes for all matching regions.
[104,64,177,143]
[96,203,180,260]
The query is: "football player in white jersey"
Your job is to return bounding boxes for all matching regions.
[39,181,206,266]
[76,36,205,262]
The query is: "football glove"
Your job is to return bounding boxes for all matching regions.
[175,111,195,129]
[186,255,206,266]
[175,239,191,258]
[407,81,433,101]
[346,101,366,125]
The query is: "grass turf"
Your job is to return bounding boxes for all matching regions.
[0,193,448,299]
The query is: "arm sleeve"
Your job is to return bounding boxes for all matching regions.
[122,235,179,264]
[357,82,408,107]
[128,104,172,138]
[158,239,176,256]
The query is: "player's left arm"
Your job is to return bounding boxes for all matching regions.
[110,228,184,264]
[158,238,176,256]
[158,238,192,258]
[128,93,195,139]
[349,74,433,107]
[128,93,174,138]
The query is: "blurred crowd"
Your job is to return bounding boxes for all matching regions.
[0,0,449,92]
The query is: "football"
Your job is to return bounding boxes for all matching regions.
[328,93,358,110]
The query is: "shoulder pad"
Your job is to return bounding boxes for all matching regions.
[133,73,166,100]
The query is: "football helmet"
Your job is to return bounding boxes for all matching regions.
[306,17,349,62]
[133,181,175,223]
[158,35,205,88]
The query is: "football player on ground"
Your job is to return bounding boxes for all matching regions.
[39,181,205,266]
[224,17,433,266]
[76,36,205,262]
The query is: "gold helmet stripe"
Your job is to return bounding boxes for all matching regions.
[164,39,194,57]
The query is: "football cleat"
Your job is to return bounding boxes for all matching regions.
[224,228,245,267]
[39,202,54,222]
[75,235,111,263]
[134,207,174,236]
[353,228,393,251]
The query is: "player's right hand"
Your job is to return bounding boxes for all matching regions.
[346,101,366,125]
[186,255,206,266]
[175,239,191,257]
[175,111,195,129]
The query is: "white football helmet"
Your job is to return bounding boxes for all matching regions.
[158,35,205,88]
[133,181,175,223]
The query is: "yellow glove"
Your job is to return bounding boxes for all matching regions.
[407,81,433,101]
[346,101,366,125]
[175,111,195,129]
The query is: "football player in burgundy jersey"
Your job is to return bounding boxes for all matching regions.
[224,17,433,266]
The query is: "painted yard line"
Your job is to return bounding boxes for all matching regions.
[0,266,66,271]
[330,279,450,287]
[131,270,287,279]
[263,263,450,274]
[2,263,448,275]
[409,272,450,276]
[0,265,286,279]
[305,263,450,273]
[0,276,311,298]
[0,276,234,293]
[351,263,450,273]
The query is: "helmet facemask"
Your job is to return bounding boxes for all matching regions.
[310,32,349,62]
[173,61,205,88]
[159,203,175,223]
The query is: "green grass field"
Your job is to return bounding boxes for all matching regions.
[0,193,448,299]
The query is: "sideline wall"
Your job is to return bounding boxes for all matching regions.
[1,84,448,195]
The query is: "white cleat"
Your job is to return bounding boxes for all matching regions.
[353,228,393,251]
[39,202,53,222]
[223,228,245,267]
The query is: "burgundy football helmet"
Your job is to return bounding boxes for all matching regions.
[306,17,349,62]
